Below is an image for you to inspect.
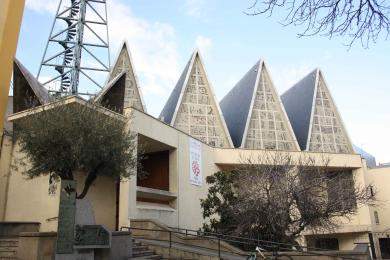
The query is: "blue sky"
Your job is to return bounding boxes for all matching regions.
[18,0,389,162]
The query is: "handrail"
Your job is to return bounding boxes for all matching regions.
[168,226,340,253]
[121,226,246,258]
[121,226,361,260]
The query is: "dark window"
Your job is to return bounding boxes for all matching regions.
[374,211,380,225]
[369,185,375,197]
[379,238,390,259]
[315,238,339,250]
[137,150,169,191]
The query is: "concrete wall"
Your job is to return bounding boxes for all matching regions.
[0,0,25,134]
[4,143,60,232]
[127,109,373,233]
[17,232,57,260]
[126,109,221,230]
[16,231,132,260]
[366,166,390,231]
[3,143,117,231]
[75,174,117,230]
[0,135,13,221]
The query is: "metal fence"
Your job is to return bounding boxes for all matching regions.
[121,225,362,259]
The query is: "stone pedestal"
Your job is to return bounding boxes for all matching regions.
[55,189,109,260]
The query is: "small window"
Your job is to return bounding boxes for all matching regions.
[374,211,380,225]
[315,238,339,250]
[369,185,375,197]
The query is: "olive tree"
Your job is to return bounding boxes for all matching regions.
[13,99,137,199]
[201,152,375,247]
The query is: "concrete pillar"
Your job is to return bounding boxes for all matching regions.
[0,0,25,133]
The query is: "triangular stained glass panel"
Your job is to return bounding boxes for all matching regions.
[244,65,298,151]
[308,73,353,153]
[173,54,231,148]
[109,43,144,111]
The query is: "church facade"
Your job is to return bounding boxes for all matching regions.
[1,42,389,258]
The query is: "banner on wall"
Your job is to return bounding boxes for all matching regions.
[189,138,202,186]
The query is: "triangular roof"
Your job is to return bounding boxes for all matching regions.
[220,61,260,147]
[220,60,300,150]
[281,70,317,150]
[159,57,192,124]
[13,59,53,113]
[281,69,354,153]
[106,41,146,112]
[159,50,233,148]
[95,71,126,101]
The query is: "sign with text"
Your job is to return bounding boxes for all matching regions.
[189,138,202,186]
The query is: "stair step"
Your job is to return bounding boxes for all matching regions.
[0,240,18,243]
[0,250,17,257]
[0,241,18,247]
[132,250,155,257]
[0,248,17,252]
[133,245,149,251]
[133,248,153,254]
[130,255,161,260]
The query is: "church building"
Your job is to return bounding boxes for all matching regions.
[1,42,389,258]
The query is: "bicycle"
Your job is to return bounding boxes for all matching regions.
[247,246,294,260]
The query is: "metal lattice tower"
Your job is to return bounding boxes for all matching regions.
[37,0,110,96]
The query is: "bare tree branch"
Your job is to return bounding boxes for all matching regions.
[246,0,390,47]
[201,152,376,248]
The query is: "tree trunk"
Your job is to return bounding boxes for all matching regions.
[76,171,97,199]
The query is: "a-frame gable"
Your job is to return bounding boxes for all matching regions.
[13,59,53,113]
[161,50,233,148]
[220,62,259,147]
[108,41,146,112]
[306,70,353,153]
[241,61,300,151]
[95,72,126,114]
[281,70,317,150]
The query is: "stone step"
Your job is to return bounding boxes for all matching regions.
[132,249,156,257]
[0,248,17,252]
[130,255,161,260]
[0,240,18,248]
[0,249,17,258]
[133,245,149,251]
[132,239,162,259]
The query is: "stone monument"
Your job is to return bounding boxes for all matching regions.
[55,180,111,260]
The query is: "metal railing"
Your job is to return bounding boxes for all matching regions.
[121,225,362,259]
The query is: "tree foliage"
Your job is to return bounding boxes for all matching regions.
[246,0,390,47]
[13,100,137,199]
[201,153,375,247]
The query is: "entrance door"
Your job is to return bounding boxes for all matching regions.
[379,238,390,259]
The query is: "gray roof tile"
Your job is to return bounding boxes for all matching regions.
[219,61,261,147]
[159,56,192,124]
[281,69,317,150]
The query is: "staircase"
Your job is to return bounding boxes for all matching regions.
[131,238,162,259]
[0,238,18,259]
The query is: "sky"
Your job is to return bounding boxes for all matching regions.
[17,0,389,163]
